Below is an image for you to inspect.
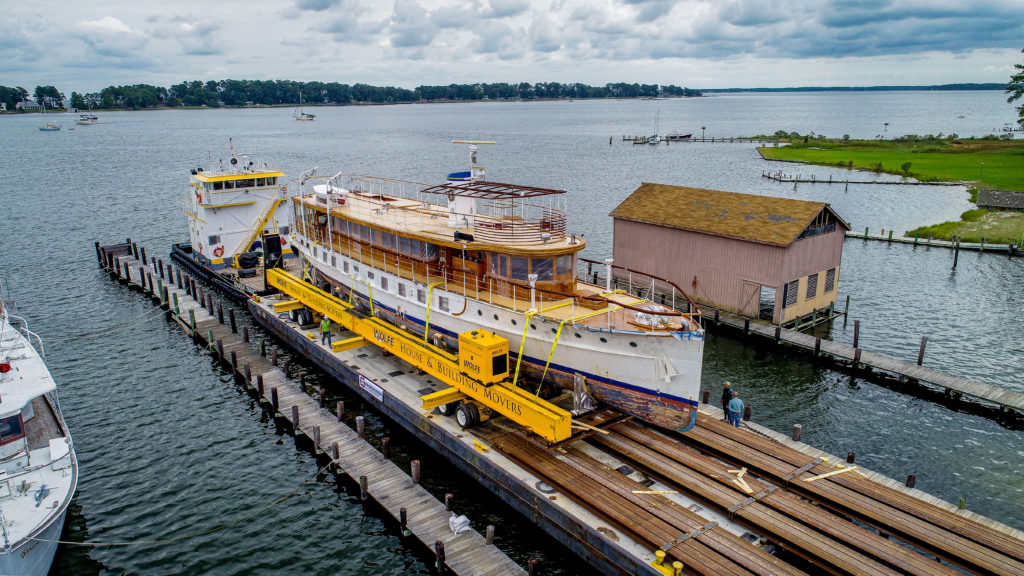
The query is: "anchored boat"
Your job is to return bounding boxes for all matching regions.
[0,286,78,575]
[285,142,705,430]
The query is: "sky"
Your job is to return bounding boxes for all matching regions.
[2,0,1022,93]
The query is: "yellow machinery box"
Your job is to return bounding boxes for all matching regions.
[458,331,509,384]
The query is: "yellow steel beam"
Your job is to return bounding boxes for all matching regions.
[272,299,306,313]
[421,387,468,410]
[332,336,369,353]
[265,267,572,442]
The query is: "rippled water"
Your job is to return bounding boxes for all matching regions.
[1,90,1021,575]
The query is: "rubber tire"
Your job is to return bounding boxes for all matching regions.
[298,309,313,326]
[238,268,257,278]
[437,401,458,417]
[455,403,480,429]
[290,309,299,322]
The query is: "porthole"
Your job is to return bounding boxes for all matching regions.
[494,314,499,321]
[574,333,582,339]
[511,319,517,326]
[551,328,557,334]
[530,324,536,330]
[600,337,607,343]
[477,309,483,316]
[629,342,638,348]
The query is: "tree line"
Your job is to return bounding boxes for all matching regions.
[1,80,702,111]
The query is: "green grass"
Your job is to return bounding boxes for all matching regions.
[908,210,1024,245]
[759,138,1024,192]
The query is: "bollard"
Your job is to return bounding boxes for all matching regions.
[486,525,495,545]
[244,363,251,384]
[445,493,453,511]
[132,242,139,259]
[356,416,365,438]
[337,401,345,421]
[172,293,180,316]
[360,476,368,501]
[814,337,821,357]
[94,241,102,265]
[792,424,802,441]
[382,436,390,459]
[147,272,155,295]
[853,348,862,369]
[292,405,300,429]
[319,387,325,408]
[228,308,237,333]
[123,262,131,282]
[242,325,249,343]
[743,406,751,421]
[435,541,446,573]
[701,390,710,404]
[411,460,421,484]
[528,559,538,576]
[271,387,279,410]
[158,259,165,278]
[260,338,266,356]
[176,269,183,290]
[283,358,291,379]
[958,497,966,510]
[257,374,264,396]
[906,474,916,488]
[217,301,224,324]
[917,336,928,366]
[189,309,196,330]
[314,425,321,449]
[139,267,147,290]
[853,320,860,349]
[847,452,855,464]
[333,442,340,464]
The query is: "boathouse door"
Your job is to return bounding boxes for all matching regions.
[739,281,760,318]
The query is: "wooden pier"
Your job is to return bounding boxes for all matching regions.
[96,241,525,576]
[622,136,777,145]
[845,229,1020,255]
[761,170,965,186]
[704,307,1024,414]
[98,239,1024,576]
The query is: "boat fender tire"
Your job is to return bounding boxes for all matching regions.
[455,403,480,429]
[437,401,459,417]
[238,268,257,278]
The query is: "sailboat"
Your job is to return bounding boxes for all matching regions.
[37,99,62,132]
[648,110,660,145]
[294,91,316,121]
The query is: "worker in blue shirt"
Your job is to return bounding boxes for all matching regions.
[727,391,745,427]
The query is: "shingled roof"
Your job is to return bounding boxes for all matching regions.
[610,183,848,247]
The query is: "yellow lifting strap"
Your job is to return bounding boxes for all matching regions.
[423,280,444,343]
[302,261,312,282]
[366,281,375,317]
[511,311,535,388]
[536,319,567,396]
[347,282,354,304]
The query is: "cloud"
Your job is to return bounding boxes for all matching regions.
[529,15,562,53]
[389,0,438,48]
[488,0,529,18]
[74,16,148,59]
[296,0,340,10]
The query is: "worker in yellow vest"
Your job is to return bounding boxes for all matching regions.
[320,316,332,346]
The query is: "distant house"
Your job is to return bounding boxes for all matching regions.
[0,102,6,111]
[610,183,850,325]
[16,100,41,111]
[977,189,1024,212]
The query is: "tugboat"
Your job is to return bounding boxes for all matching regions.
[0,285,78,575]
[283,141,705,431]
[171,141,297,301]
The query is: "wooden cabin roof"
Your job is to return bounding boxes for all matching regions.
[610,183,849,247]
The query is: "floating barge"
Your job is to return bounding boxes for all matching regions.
[99,240,1024,576]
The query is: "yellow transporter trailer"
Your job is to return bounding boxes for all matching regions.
[265,268,572,443]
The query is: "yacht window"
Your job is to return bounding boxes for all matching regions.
[224,180,235,189]
[399,236,411,255]
[417,289,426,304]
[380,277,388,291]
[361,226,372,243]
[268,177,277,185]
[398,284,407,297]
[279,225,289,236]
[380,232,395,251]
[556,254,574,276]
[421,242,438,259]
[368,271,375,280]
[439,296,450,312]
[343,261,349,273]
[331,255,336,267]
[532,258,553,281]
[205,182,213,191]
[509,256,529,280]
[237,179,255,188]
[0,415,25,445]
[256,178,266,186]
[208,235,220,245]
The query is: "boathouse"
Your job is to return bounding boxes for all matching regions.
[610,183,850,325]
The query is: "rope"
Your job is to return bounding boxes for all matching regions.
[31,459,337,547]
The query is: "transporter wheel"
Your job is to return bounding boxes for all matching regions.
[437,401,459,417]
[455,403,480,429]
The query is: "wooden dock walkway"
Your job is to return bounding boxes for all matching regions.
[97,242,526,576]
[761,170,964,186]
[845,230,1020,255]
[705,308,1024,414]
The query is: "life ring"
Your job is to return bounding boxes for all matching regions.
[213,246,224,257]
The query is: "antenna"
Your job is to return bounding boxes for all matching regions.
[452,140,495,181]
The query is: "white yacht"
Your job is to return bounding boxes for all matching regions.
[0,288,77,574]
